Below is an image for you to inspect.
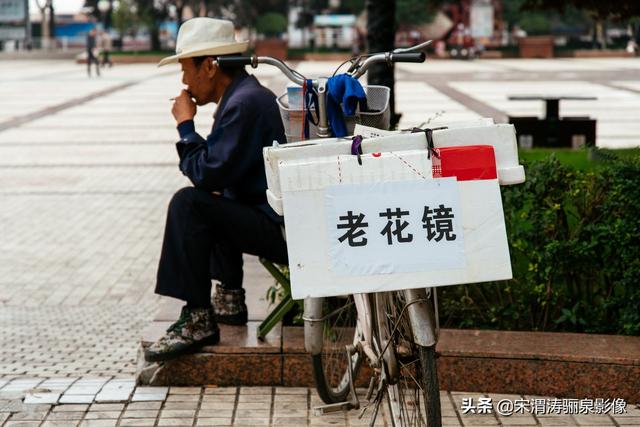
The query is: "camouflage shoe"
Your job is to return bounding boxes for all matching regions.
[144,306,219,362]
[212,283,248,326]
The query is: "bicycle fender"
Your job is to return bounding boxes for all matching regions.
[304,297,325,355]
[403,288,438,347]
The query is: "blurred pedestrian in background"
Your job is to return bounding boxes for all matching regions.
[100,31,113,68]
[86,28,101,77]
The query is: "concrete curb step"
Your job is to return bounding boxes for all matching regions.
[137,300,640,403]
[137,303,640,402]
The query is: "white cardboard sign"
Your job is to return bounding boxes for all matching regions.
[326,178,465,276]
[283,179,512,299]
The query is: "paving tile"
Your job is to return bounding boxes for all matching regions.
[160,409,197,418]
[233,418,270,426]
[202,395,236,403]
[157,418,194,426]
[82,411,121,420]
[119,419,158,427]
[46,412,86,421]
[455,415,499,426]
[164,401,199,410]
[239,388,272,395]
[41,421,80,427]
[497,414,538,425]
[4,422,43,427]
[233,410,269,419]
[0,392,27,400]
[131,394,167,402]
[52,405,90,412]
[88,404,124,412]
[620,406,640,416]
[272,417,307,425]
[24,392,60,404]
[274,402,308,411]
[274,395,306,404]
[122,410,159,419]
[126,402,163,410]
[77,420,118,427]
[200,402,236,410]
[615,417,640,425]
[64,388,102,396]
[195,418,232,426]
[537,416,579,426]
[572,414,616,425]
[166,394,200,402]
[197,410,233,418]
[169,387,201,395]
[237,395,271,403]
[308,416,347,426]
[236,402,271,410]
[203,388,237,396]
[9,411,50,421]
[135,387,169,395]
[274,387,307,395]
[272,409,307,418]
[59,395,95,404]
[440,416,463,426]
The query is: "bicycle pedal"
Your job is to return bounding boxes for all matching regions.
[313,401,355,416]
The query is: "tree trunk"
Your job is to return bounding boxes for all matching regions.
[596,21,605,49]
[40,5,50,49]
[150,24,161,51]
[177,5,185,26]
[48,0,55,45]
[366,0,399,128]
[104,0,113,30]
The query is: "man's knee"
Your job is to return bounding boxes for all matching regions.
[168,186,201,215]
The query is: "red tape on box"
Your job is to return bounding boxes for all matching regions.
[432,145,497,181]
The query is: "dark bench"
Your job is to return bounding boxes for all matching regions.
[508,95,597,149]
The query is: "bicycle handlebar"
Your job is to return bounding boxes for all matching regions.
[217,51,426,86]
[216,56,254,66]
[390,52,426,63]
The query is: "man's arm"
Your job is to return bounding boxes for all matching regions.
[176,101,256,192]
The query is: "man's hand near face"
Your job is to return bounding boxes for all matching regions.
[172,89,197,125]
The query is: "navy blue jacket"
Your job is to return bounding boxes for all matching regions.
[175,71,285,223]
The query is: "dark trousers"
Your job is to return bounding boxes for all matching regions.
[102,50,112,67]
[87,51,100,76]
[155,187,288,307]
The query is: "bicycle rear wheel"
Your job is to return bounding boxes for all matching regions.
[310,295,364,404]
[376,291,442,427]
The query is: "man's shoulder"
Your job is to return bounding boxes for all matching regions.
[226,76,279,115]
[234,76,276,103]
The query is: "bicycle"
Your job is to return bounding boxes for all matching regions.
[219,42,443,427]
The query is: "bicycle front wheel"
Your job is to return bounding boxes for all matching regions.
[310,295,363,404]
[376,291,442,427]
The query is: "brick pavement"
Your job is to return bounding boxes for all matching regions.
[1,59,638,426]
[0,385,638,426]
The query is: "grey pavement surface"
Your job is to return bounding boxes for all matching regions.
[1,58,639,426]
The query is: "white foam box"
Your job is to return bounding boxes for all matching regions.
[264,125,525,215]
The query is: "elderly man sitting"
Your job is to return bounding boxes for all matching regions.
[145,18,288,362]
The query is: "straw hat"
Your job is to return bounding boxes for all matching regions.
[158,17,248,67]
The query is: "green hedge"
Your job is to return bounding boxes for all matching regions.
[439,151,640,336]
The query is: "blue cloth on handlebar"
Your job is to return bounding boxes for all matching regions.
[327,74,367,137]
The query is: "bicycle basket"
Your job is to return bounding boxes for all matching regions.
[277,85,391,143]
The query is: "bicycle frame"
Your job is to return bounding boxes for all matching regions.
[221,45,440,422]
